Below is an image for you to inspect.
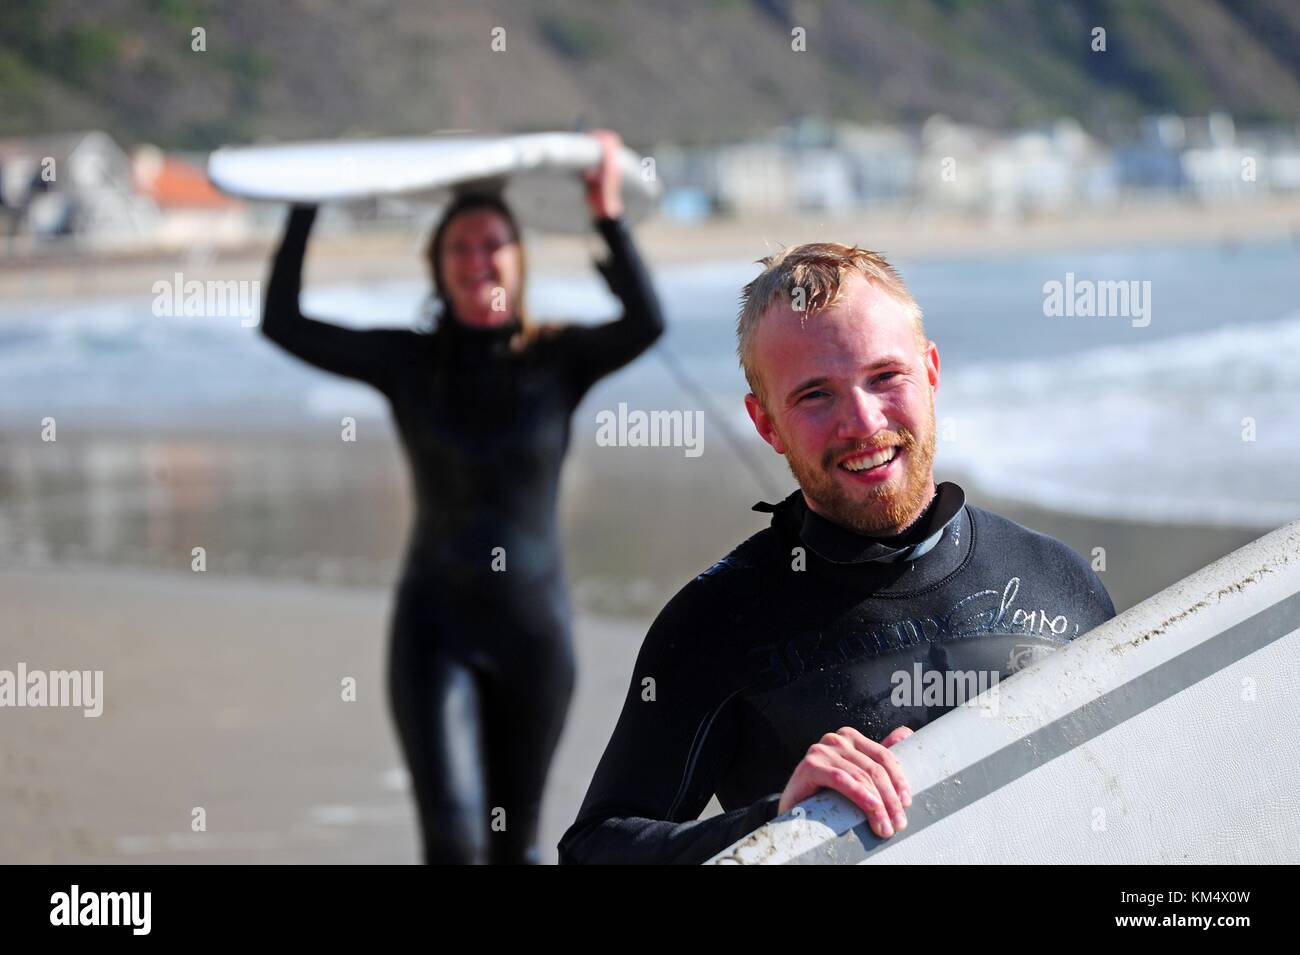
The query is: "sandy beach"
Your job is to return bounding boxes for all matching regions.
[0,562,652,865]
[0,422,1266,863]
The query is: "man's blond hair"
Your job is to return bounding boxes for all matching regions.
[736,243,926,403]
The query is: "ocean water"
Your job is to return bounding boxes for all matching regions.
[1,238,1297,530]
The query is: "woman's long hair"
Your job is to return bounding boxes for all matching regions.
[422,191,536,347]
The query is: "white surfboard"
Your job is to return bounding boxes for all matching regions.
[707,517,1300,864]
[206,132,661,232]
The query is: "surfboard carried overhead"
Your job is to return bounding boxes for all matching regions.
[206,132,661,232]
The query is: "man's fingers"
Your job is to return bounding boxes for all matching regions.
[879,726,915,806]
[882,725,914,748]
[880,727,915,808]
[837,726,912,809]
[836,746,908,828]
[805,763,895,838]
[789,744,902,839]
[807,744,899,838]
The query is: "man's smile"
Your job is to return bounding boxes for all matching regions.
[833,444,904,484]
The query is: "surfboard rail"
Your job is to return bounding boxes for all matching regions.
[706,517,1300,864]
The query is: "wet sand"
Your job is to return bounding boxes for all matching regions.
[0,564,648,864]
[0,426,1267,863]
[0,425,1264,615]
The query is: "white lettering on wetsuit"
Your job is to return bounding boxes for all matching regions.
[751,577,1075,689]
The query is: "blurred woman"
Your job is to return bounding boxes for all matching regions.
[260,130,664,863]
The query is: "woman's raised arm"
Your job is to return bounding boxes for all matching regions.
[560,130,666,394]
[261,204,413,393]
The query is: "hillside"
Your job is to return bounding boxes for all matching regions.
[2,0,1298,149]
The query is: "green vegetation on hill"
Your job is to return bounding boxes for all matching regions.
[2,0,1296,149]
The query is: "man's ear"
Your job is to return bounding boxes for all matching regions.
[745,392,786,455]
[923,340,940,393]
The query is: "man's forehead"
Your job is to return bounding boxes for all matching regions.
[757,273,912,351]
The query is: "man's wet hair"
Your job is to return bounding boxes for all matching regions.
[736,243,926,404]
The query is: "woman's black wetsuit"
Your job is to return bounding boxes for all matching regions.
[261,205,664,863]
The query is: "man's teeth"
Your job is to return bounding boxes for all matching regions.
[842,447,897,472]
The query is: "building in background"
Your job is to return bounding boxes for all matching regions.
[0,131,256,256]
[132,145,252,250]
[2,113,1297,256]
[0,131,160,251]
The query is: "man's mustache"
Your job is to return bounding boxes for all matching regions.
[822,428,916,470]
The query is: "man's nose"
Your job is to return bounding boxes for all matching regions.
[838,386,889,440]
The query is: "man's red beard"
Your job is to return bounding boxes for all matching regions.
[780,401,937,537]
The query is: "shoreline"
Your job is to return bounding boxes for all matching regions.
[0,422,1271,617]
[3,194,1298,302]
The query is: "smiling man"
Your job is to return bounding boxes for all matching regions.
[558,243,1117,865]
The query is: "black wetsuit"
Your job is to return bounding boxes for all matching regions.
[261,205,664,863]
[558,482,1117,864]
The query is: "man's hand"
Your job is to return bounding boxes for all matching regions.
[778,725,914,838]
[583,128,625,220]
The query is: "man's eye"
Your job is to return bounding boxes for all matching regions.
[876,372,900,383]
[799,390,828,402]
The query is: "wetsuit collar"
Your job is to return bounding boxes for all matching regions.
[753,481,966,565]
[440,313,522,344]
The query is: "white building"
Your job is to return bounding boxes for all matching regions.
[0,131,159,249]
